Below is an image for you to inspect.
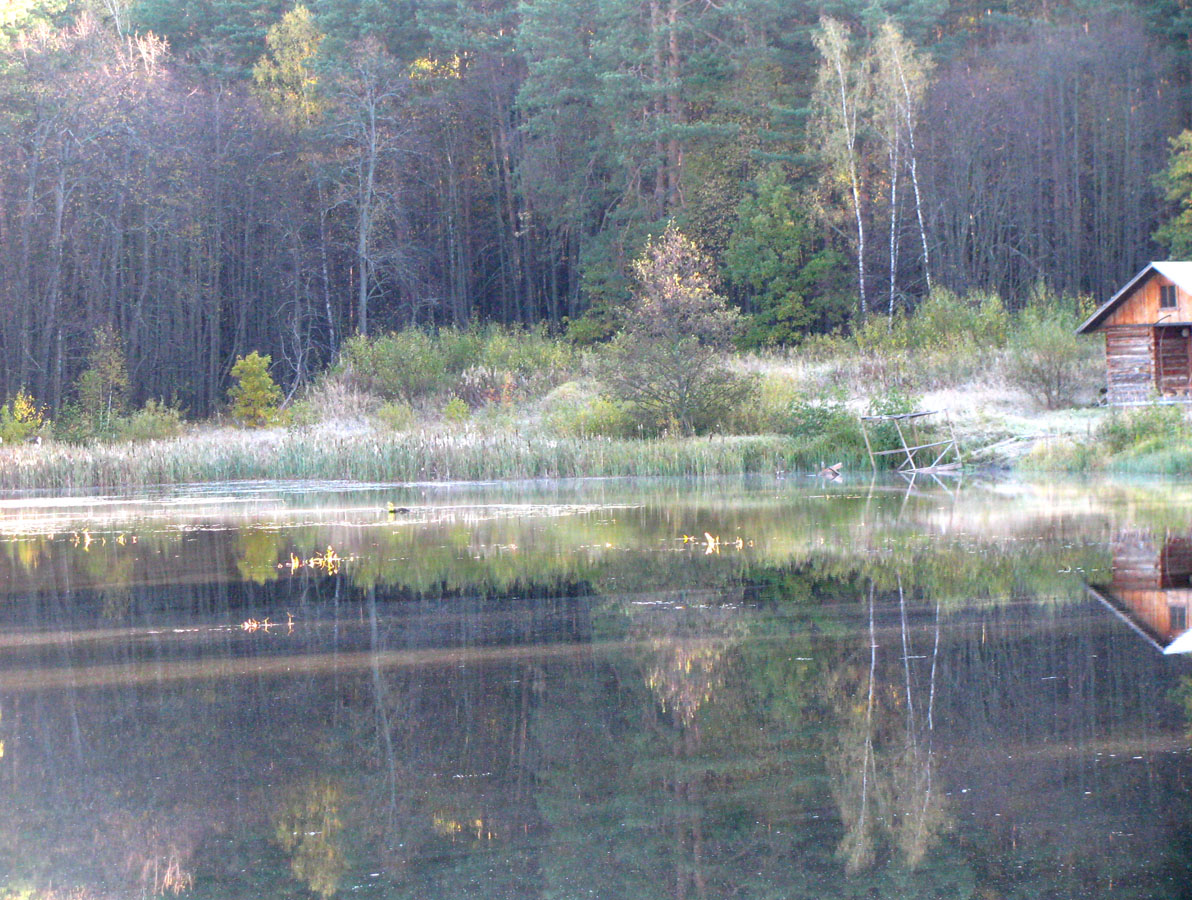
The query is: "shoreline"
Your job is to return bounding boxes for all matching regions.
[0,401,1187,493]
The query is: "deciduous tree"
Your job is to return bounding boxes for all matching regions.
[597,225,753,435]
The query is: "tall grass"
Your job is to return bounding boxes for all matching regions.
[0,426,880,492]
[1020,404,1192,474]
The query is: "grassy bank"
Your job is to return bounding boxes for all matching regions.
[1019,404,1192,476]
[0,291,1129,489]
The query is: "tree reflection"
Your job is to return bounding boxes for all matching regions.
[237,528,286,585]
[274,778,347,899]
[824,577,950,877]
[828,584,881,874]
[636,602,743,729]
[2,481,1191,898]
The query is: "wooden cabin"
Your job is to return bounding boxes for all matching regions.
[1077,261,1192,404]
[1087,531,1192,654]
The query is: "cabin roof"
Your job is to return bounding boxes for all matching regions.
[1077,261,1192,334]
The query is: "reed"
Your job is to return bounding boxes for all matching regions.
[0,426,865,492]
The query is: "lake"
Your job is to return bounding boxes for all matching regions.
[1,476,1190,899]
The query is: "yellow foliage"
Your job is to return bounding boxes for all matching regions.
[0,388,46,443]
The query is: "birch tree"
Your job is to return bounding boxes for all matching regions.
[873,21,932,304]
[812,17,871,317]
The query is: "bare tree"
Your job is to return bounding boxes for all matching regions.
[322,38,414,336]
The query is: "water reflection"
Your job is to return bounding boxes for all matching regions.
[1089,531,1192,654]
[0,478,1190,898]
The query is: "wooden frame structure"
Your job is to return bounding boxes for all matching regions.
[859,409,962,474]
[1077,261,1192,404]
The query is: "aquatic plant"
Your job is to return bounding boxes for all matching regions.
[0,426,879,491]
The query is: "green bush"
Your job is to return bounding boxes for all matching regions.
[564,308,620,345]
[73,325,130,434]
[1005,301,1097,409]
[338,330,447,402]
[1096,404,1185,454]
[337,325,577,408]
[436,327,486,375]
[729,374,808,433]
[229,351,282,427]
[595,224,757,436]
[0,389,46,444]
[860,389,926,457]
[116,399,185,441]
[480,323,576,384]
[443,396,470,423]
[542,382,637,438]
[374,399,416,431]
[851,288,1010,367]
[904,287,1009,352]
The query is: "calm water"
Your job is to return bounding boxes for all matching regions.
[2,476,1192,899]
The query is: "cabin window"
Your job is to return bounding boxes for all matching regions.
[1172,604,1187,633]
[1161,284,1178,308]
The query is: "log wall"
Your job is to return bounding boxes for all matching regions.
[1104,325,1155,404]
[1157,327,1192,397]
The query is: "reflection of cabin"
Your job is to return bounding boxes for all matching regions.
[1077,261,1192,404]
[1088,532,1192,654]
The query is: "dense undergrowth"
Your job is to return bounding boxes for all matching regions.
[0,285,1140,487]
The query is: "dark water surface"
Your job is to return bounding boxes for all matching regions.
[2,477,1192,899]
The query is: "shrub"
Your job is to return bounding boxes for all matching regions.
[478,323,576,386]
[559,397,637,438]
[116,400,185,441]
[0,389,46,444]
[542,382,635,438]
[848,289,1010,392]
[903,287,1009,352]
[229,351,282,427]
[443,396,470,423]
[860,389,925,457]
[1005,303,1097,409]
[337,325,577,408]
[374,399,416,431]
[564,309,620,346]
[1096,404,1185,454]
[595,224,756,435]
[74,325,130,434]
[435,327,486,375]
[338,330,447,402]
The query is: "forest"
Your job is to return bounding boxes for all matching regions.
[1,0,1191,415]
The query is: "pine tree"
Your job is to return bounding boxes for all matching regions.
[228,351,282,426]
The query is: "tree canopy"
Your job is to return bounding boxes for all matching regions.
[0,0,1185,411]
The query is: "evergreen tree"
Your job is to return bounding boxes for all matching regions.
[228,351,282,425]
[1155,130,1192,258]
[725,167,851,346]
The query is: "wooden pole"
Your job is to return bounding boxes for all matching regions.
[861,417,876,472]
